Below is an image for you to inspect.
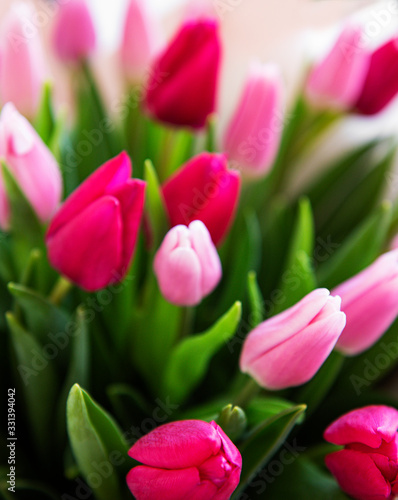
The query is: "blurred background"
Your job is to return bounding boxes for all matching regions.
[1,0,398,193]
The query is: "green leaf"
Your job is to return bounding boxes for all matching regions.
[8,283,70,348]
[57,307,91,445]
[162,302,242,404]
[246,396,303,427]
[317,140,396,241]
[216,211,261,316]
[273,198,316,314]
[144,159,168,248]
[234,404,307,498]
[318,201,392,289]
[1,164,44,248]
[107,383,152,429]
[263,458,349,500]
[294,351,345,416]
[34,81,56,144]
[247,272,264,328]
[7,312,58,459]
[66,384,130,500]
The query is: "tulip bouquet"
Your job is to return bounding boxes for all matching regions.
[1,1,398,499]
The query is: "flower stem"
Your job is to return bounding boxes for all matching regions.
[49,276,73,305]
[233,377,261,409]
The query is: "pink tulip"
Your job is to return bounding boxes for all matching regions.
[46,152,145,292]
[154,220,222,306]
[162,153,240,246]
[120,0,161,81]
[240,289,346,390]
[324,405,398,500]
[355,38,398,115]
[144,18,222,129]
[223,62,283,176]
[333,250,398,355]
[52,0,96,63]
[306,25,370,110]
[126,419,242,500]
[0,2,48,118]
[0,103,62,230]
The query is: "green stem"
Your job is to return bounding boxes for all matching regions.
[179,306,195,340]
[49,276,73,305]
[233,377,261,408]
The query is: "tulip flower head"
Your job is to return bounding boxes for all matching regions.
[0,103,62,230]
[324,405,398,500]
[240,289,346,390]
[0,2,48,118]
[120,0,161,80]
[154,220,222,306]
[52,0,96,63]
[306,24,371,111]
[333,250,398,355]
[355,37,398,115]
[127,419,242,500]
[223,62,283,176]
[162,152,240,246]
[144,18,222,129]
[46,152,145,292]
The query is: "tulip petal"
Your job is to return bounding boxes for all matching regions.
[189,221,221,295]
[107,178,146,277]
[240,288,331,370]
[126,465,202,500]
[325,449,391,500]
[243,310,345,389]
[128,420,221,469]
[211,421,242,468]
[48,152,131,238]
[47,196,122,291]
[324,405,398,448]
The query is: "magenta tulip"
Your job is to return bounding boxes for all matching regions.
[0,2,48,118]
[52,0,96,63]
[120,0,161,80]
[162,153,240,246]
[223,62,283,176]
[126,419,242,500]
[324,405,398,500]
[333,250,398,355]
[154,220,222,306]
[306,25,370,110]
[144,18,221,129]
[0,103,62,230]
[240,289,346,390]
[46,152,145,292]
[355,38,398,115]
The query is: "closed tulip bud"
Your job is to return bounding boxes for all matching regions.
[154,220,221,306]
[324,405,398,500]
[355,38,398,115]
[126,419,242,500]
[0,103,62,230]
[52,0,96,63]
[0,2,49,118]
[46,152,145,292]
[306,25,370,110]
[240,289,346,390]
[144,18,222,129]
[333,250,398,356]
[120,0,161,81]
[223,62,283,176]
[162,153,240,246]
